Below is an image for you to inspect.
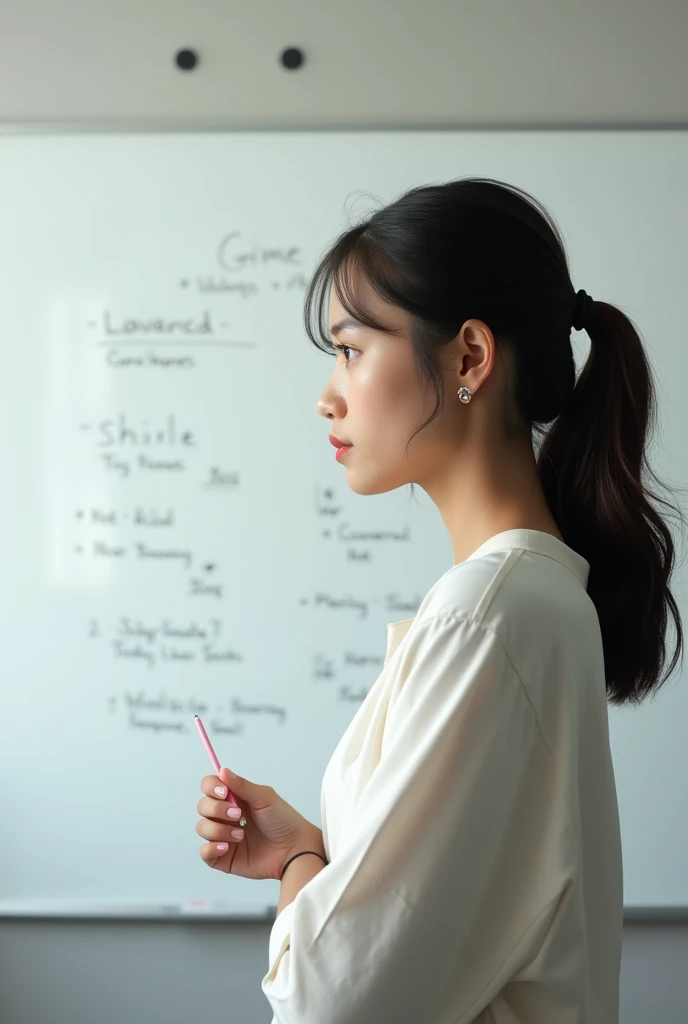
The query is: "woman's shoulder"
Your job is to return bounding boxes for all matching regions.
[414,546,599,653]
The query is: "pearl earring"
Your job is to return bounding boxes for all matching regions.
[457,387,472,404]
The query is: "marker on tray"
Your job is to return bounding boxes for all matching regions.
[194,715,247,827]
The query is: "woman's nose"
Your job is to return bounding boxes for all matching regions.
[317,378,345,420]
[316,393,332,419]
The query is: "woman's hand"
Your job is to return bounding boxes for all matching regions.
[196,766,325,881]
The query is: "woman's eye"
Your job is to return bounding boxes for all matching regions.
[333,342,357,363]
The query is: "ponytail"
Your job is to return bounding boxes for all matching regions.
[537,301,686,705]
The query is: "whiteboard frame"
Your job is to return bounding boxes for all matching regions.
[2,120,688,135]
[0,903,685,922]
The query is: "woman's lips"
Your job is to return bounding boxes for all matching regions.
[329,433,353,461]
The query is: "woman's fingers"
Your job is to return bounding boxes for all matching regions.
[197,776,245,872]
[197,818,243,872]
[200,774,228,799]
[196,794,243,822]
[195,817,244,843]
[198,841,230,869]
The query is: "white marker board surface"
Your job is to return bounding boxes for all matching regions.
[0,130,686,916]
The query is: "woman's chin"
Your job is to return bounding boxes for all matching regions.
[345,469,403,497]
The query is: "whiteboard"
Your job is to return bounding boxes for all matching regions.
[0,130,686,918]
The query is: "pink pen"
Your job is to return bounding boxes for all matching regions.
[194,715,247,827]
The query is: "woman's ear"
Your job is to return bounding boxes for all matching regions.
[454,319,495,394]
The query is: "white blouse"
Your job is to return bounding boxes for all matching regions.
[261,529,623,1023]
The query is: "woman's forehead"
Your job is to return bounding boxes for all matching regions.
[329,276,407,336]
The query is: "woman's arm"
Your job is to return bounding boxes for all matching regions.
[277,849,327,916]
[277,826,328,917]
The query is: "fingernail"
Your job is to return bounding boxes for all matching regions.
[214,786,227,798]
[217,843,228,852]
[226,806,242,819]
[230,828,244,839]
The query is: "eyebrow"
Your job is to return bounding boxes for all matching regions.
[329,317,361,338]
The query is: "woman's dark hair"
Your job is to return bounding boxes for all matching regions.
[304,176,686,707]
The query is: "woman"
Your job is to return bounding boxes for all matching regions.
[195,177,684,1023]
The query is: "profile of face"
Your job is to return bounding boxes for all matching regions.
[316,272,491,496]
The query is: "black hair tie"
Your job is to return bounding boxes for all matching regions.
[572,289,595,332]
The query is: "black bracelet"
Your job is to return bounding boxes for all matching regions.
[279,850,328,881]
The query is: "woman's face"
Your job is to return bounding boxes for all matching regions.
[316,275,467,496]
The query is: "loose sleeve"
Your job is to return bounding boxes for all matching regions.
[261,614,577,1024]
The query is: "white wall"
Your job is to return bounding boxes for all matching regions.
[1,2,686,1022]
[2,0,687,125]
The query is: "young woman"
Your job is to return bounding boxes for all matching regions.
[195,177,684,1023]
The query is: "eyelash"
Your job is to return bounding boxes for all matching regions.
[333,342,357,363]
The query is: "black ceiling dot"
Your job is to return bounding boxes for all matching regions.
[281,47,305,70]
[175,48,199,71]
